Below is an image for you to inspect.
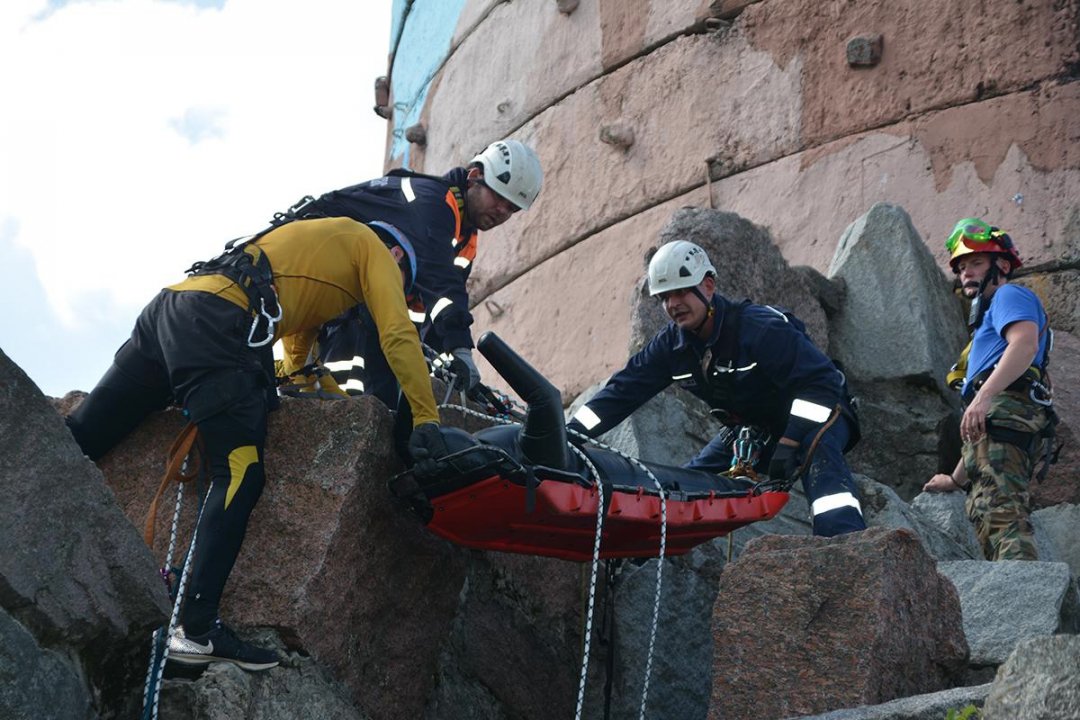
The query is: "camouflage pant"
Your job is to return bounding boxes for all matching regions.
[962,390,1050,561]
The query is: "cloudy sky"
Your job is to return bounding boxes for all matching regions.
[0,0,393,396]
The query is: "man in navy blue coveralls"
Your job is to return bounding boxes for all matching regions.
[290,139,543,407]
[567,240,865,537]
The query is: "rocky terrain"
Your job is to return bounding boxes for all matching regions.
[2,206,1078,719]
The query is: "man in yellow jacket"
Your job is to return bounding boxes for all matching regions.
[66,217,446,670]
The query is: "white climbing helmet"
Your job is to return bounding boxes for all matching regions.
[647,240,716,296]
[470,139,543,210]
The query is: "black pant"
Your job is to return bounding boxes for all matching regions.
[319,304,427,462]
[66,290,269,633]
[319,305,400,408]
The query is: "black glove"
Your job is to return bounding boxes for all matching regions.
[449,347,481,392]
[768,441,801,484]
[408,422,449,477]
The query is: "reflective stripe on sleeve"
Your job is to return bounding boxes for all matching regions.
[790,398,833,423]
[672,373,693,380]
[324,356,365,373]
[572,405,602,431]
[429,297,454,320]
[764,306,790,323]
[408,309,427,323]
[811,492,862,517]
[454,256,471,269]
[342,378,365,393]
[401,177,416,203]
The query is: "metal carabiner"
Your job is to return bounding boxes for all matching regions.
[247,296,283,348]
[1029,382,1053,407]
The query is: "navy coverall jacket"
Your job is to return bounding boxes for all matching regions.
[308,166,478,351]
[570,294,865,537]
[304,167,479,406]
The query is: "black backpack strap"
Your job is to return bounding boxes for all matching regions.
[185,227,281,349]
[386,167,448,183]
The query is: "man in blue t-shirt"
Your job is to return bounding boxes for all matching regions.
[568,241,866,537]
[923,218,1053,560]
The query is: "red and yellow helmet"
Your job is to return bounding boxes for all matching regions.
[946,217,1023,274]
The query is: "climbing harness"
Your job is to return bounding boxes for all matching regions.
[725,425,769,482]
[185,231,282,349]
[960,325,1060,481]
[720,426,768,562]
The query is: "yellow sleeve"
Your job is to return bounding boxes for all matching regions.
[360,241,439,426]
[946,340,971,391]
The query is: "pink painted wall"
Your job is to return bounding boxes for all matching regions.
[387,0,1080,399]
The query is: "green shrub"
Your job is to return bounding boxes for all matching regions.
[944,705,982,720]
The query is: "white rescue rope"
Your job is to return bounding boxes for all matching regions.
[438,398,667,719]
[140,460,211,720]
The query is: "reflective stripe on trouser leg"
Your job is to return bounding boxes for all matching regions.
[319,305,399,409]
[182,391,268,633]
[800,415,866,537]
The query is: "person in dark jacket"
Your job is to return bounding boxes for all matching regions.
[567,240,866,537]
[282,139,543,407]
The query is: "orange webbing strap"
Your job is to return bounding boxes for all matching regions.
[143,422,201,547]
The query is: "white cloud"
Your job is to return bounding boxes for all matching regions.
[0,0,392,395]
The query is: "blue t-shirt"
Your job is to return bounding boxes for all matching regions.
[963,284,1048,395]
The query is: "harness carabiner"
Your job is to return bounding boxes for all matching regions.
[1029,381,1053,407]
[247,295,283,348]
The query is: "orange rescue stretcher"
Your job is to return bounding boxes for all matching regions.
[389,333,789,561]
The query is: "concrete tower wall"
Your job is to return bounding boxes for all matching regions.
[384,0,1080,400]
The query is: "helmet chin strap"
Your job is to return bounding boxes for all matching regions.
[968,259,1001,329]
[689,287,715,334]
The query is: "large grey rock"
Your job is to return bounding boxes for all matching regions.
[93,397,468,720]
[786,683,990,720]
[0,609,94,720]
[910,491,983,560]
[630,208,829,353]
[567,380,723,467]
[704,474,977,568]
[428,552,582,720]
[709,529,968,720]
[594,473,974,720]
[1032,503,1080,576]
[1029,329,1080,508]
[843,378,963,500]
[858,476,978,561]
[0,347,169,712]
[580,557,717,720]
[983,635,1080,720]
[159,634,367,720]
[826,203,967,388]
[937,560,1080,666]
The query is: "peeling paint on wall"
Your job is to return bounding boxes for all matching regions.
[388,0,467,168]
[387,0,1080,396]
